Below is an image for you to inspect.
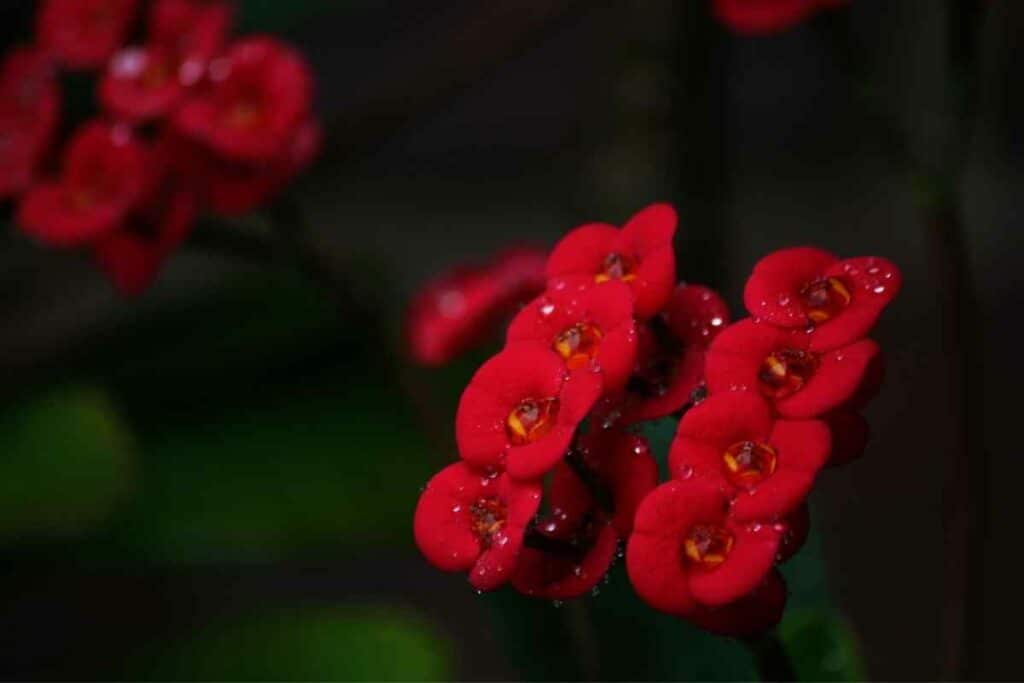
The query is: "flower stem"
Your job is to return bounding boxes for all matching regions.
[744,630,797,682]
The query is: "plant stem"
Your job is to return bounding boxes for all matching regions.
[744,630,797,682]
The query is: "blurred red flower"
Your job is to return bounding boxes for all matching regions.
[17,121,149,246]
[713,0,848,35]
[37,0,139,70]
[0,46,60,198]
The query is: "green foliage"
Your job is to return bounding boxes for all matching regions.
[0,385,135,539]
[780,610,868,682]
[131,607,452,681]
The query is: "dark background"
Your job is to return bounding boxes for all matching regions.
[0,0,1020,680]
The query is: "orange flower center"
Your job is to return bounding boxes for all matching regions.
[683,524,734,568]
[469,497,506,546]
[506,397,559,445]
[224,99,264,129]
[553,322,603,369]
[799,276,851,323]
[595,252,637,283]
[758,348,819,399]
[723,440,778,489]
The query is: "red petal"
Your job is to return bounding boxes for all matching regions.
[743,246,838,327]
[687,570,787,637]
[776,339,880,418]
[662,284,731,349]
[688,519,782,606]
[545,223,620,280]
[511,523,618,600]
[808,256,902,350]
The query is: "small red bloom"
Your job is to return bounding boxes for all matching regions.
[0,46,60,198]
[17,121,149,247]
[546,203,676,319]
[823,410,869,466]
[406,247,547,367]
[510,477,619,600]
[603,284,729,425]
[713,0,848,35]
[626,478,783,611]
[507,279,637,393]
[670,392,830,520]
[744,246,902,351]
[414,462,541,591]
[37,0,140,70]
[705,318,880,419]
[99,0,231,122]
[174,36,314,163]
[456,345,601,480]
[553,429,660,538]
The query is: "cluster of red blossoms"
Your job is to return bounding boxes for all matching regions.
[1,0,319,295]
[713,0,848,35]
[413,203,900,636]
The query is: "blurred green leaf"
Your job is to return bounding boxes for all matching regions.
[0,385,134,539]
[780,610,867,682]
[132,607,452,681]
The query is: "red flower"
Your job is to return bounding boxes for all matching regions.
[0,46,60,198]
[713,0,848,35]
[743,247,901,351]
[455,345,601,480]
[823,410,869,466]
[601,283,729,426]
[626,478,783,611]
[406,247,547,367]
[510,489,618,600]
[669,392,830,521]
[555,429,659,538]
[414,462,541,591]
[37,0,140,70]
[546,203,676,319]
[507,279,637,393]
[99,0,231,122]
[17,121,149,246]
[93,142,196,295]
[174,36,314,163]
[704,318,880,419]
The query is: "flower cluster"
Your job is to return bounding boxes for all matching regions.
[713,0,848,35]
[3,0,320,295]
[413,203,900,637]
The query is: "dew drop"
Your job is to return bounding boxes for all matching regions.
[872,285,886,295]
[591,586,601,597]
[552,600,563,609]
[451,504,462,513]
[678,464,694,480]
[539,302,556,317]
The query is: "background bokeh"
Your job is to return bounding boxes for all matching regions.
[0,0,1020,680]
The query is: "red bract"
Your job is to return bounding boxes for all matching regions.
[0,47,60,198]
[687,569,787,637]
[704,318,880,419]
[414,462,541,591]
[455,345,601,480]
[17,121,149,246]
[626,479,783,611]
[174,36,314,163]
[507,279,637,393]
[743,247,902,351]
[605,284,729,425]
[553,429,659,538]
[713,0,847,35]
[37,0,139,70]
[406,247,547,367]
[546,203,676,319]
[99,0,231,122]
[669,392,830,521]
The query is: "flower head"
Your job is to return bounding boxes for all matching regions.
[704,318,880,418]
[37,0,140,70]
[414,462,541,591]
[546,203,676,319]
[626,478,783,611]
[17,121,149,246]
[174,36,314,163]
[507,279,637,393]
[669,392,830,520]
[743,246,902,350]
[0,46,60,198]
[456,345,601,480]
